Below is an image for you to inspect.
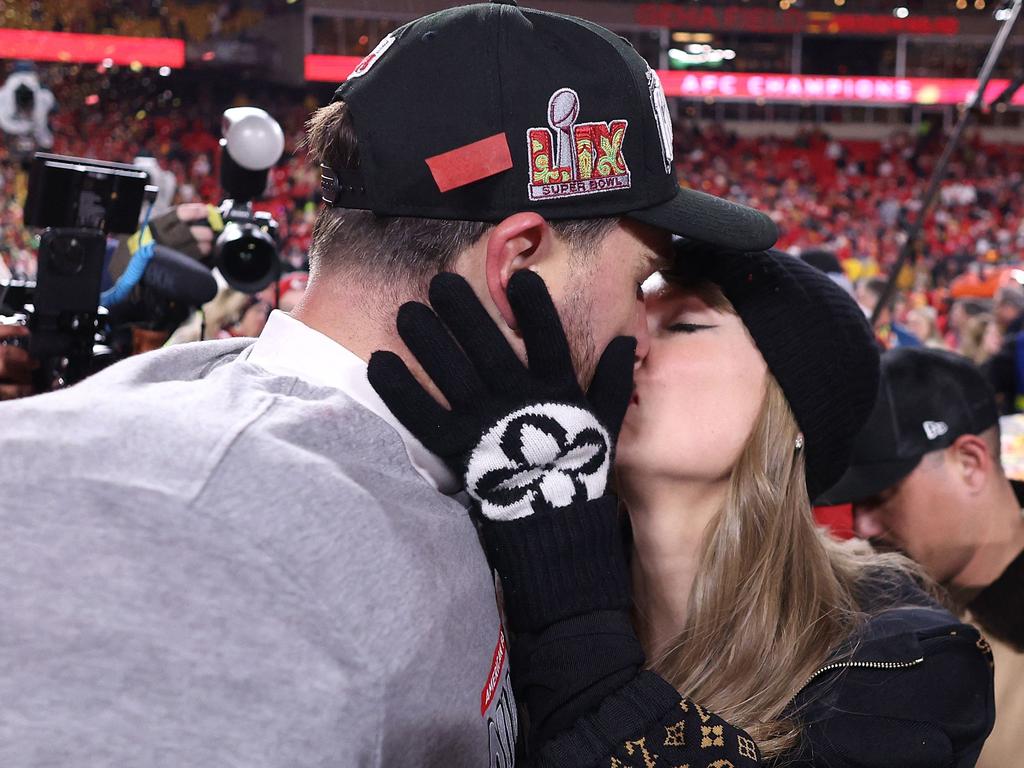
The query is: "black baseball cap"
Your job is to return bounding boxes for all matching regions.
[322,1,777,252]
[817,347,999,505]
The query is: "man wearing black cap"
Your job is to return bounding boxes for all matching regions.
[0,3,773,767]
[821,347,1024,650]
[821,347,1023,767]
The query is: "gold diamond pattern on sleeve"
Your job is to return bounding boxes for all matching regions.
[610,696,756,768]
[737,735,758,761]
[700,724,724,749]
[664,719,686,747]
[624,737,659,768]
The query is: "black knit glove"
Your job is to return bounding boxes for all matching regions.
[370,272,764,767]
[368,270,636,631]
[368,270,635,520]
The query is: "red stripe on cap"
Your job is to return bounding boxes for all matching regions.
[425,133,513,193]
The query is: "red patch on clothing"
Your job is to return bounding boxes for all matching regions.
[480,626,508,716]
[425,133,513,193]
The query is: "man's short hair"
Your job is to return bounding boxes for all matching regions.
[981,423,1003,473]
[303,101,618,287]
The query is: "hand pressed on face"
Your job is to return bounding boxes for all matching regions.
[368,270,637,520]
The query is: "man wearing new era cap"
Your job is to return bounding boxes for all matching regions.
[821,347,1024,768]
[0,3,770,767]
[820,348,1023,641]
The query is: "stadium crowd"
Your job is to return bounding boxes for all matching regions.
[2,0,278,40]
[1,4,1023,767]
[5,66,1024,363]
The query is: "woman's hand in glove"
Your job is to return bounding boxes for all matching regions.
[368,270,636,523]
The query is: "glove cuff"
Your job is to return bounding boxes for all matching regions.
[481,495,632,633]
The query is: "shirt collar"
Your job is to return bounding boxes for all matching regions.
[245,310,460,494]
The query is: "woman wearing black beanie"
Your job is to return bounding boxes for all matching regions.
[616,245,995,766]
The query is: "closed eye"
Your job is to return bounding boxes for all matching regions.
[667,323,715,333]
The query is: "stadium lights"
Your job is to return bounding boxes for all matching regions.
[834,0,846,5]
[975,0,986,8]
[894,6,910,17]
[671,32,714,43]
[669,46,737,67]
[956,0,968,7]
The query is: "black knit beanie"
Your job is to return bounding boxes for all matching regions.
[676,245,880,501]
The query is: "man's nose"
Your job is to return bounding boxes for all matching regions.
[852,505,886,540]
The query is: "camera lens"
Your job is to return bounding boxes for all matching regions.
[48,236,86,276]
[214,221,279,293]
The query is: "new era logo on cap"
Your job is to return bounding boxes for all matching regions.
[923,420,949,440]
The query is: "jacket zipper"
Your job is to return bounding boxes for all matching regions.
[790,657,925,705]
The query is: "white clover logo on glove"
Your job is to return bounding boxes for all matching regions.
[464,403,610,521]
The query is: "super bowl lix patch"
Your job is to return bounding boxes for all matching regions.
[526,87,630,202]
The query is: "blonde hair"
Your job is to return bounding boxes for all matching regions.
[957,312,992,365]
[642,288,925,759]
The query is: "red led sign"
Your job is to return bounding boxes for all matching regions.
[304,56,1018,107]
[304,54,362,83]
[0,29,185,68]
[658,71,1024,106]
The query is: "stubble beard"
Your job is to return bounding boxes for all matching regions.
[560,278,599,387]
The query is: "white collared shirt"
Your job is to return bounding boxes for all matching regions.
[244,310,459,494]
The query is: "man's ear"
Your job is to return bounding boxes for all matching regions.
[484,212,553,330]
[951,434,994,494]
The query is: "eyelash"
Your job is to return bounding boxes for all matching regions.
[667,323,714,333]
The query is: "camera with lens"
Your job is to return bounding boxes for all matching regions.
[0,153,152,390]
[214,201,281,294]
[212,107,286,294]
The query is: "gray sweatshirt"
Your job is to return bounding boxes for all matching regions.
[0,336,517,767]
